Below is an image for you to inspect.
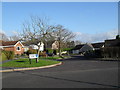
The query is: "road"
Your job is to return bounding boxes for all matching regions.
[2,56,119,88]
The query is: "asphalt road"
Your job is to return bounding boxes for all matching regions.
[2,56,119,88]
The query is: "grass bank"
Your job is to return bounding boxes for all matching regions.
[1,58,61,68]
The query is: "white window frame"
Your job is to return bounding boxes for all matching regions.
[16,46,21,51]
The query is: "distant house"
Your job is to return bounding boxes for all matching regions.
[79,43,94,53]
[71,42,105,54]
[71,44,84,54]
[38,42,44,51]
[0,41,24,55]
[105,38,120,47]
[52,41,59,50]
[29,42,44,51]
[24,46,29,52]
[29,45,39,50]
[104,38,120,58]
[92,42,104,50]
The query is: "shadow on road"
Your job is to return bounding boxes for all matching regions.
[63,55,94,61]
[15,71,119,88]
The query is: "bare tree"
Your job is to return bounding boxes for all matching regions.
[0,32,9,41]
[74,40,81,45]
[52,25,75,56]
[21,15,75,59]
[9,34,21,41]
[21,16,55,62]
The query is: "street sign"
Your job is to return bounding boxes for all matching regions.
[29,54,39,64]
[29,54,38,59]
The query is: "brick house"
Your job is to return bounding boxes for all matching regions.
[1,41,24,55]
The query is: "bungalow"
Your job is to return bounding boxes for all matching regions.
[71,44,84,54]
[0,41,24,55]
[79,43,94,53]
[71,42,104,54]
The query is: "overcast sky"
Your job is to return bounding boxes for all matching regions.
[1,2,118,43]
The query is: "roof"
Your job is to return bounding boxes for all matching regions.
[105,38,120,42]
[105,38,120,47]
[80,43,94,52]
[92,42,104,48]
[72,44,84,50]
[1,41,18,46]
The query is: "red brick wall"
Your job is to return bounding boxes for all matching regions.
[4,47,14,52]
[14,43,24,55]
[4,42,24,55]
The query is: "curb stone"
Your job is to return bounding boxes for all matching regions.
[0,62,62,72]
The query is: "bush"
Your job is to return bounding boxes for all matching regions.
[39,51,47,57]
[61,48,72,51]
[0,52,7,61]
[3,50,14,60]
[26,49,37,56]
[84,50,95,58]
[46,48,53,53]
[84,49,103,58]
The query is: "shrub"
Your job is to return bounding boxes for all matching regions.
[3,50,14,60]
[61,48,72,51]
[26,49,37,56]
[14,54,21,58]
[39,51,47,57]
[0,52,7,61]
[46,48,53,53]
[84,50,95,58]
[84,49,103,58]
[116,35,120,39]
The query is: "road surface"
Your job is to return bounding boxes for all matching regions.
[2,56,119,88]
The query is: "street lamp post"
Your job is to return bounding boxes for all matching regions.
[58,37,61,57]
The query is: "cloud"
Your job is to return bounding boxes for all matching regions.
[74,30,118,43]
[11,31,19,35]
[0,30,6,34]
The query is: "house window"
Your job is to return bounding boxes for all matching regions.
[16,46,21,51]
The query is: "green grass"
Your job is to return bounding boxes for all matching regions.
[1,58,61,68]
[39,56,62,60]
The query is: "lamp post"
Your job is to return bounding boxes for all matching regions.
[58,37,61,57]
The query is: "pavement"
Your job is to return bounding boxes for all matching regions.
[1,56,119,88]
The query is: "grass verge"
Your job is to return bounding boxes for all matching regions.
[1,58,61,68]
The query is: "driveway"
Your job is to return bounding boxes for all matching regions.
[2,56,119,88]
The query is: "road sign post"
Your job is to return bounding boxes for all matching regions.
[29,54,39,64]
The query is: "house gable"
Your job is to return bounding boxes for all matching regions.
[14,41,24,47]
[1,41,24,55]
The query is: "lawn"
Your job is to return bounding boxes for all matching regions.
[1,58,61,68]
[39,56,63,60]
[39,56,71,60]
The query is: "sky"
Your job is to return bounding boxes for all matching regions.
[1,2,118,43]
